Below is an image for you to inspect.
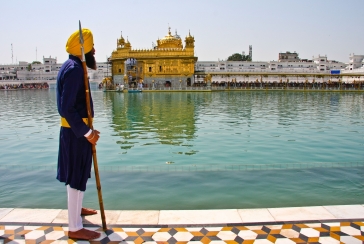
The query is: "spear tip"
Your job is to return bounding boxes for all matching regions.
[78,20,84,45]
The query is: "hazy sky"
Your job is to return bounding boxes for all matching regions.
[1,0,363,65]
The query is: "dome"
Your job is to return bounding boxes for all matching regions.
[174,30,181,39]
[124,37,131,48]
[157,27,183,49]
[117,31,125,47]
[185,30,195,48]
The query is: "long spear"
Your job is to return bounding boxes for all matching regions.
[78,20,107,230]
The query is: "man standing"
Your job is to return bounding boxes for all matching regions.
[56,28,101,240]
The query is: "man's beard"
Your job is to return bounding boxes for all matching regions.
[85,51,96,70]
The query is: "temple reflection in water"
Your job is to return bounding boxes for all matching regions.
[104,92,209,152]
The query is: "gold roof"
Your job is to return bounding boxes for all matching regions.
[157,27,183,49]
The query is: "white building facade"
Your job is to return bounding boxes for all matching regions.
[0,56,111,88]
[194,54,352,84]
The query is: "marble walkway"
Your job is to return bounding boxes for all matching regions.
[1,205,364,243]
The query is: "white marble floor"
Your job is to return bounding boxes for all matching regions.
[1,204,364,225]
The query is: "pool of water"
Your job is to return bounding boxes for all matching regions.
[0,90,363,210]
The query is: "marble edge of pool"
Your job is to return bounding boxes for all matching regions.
[0,204,363,226]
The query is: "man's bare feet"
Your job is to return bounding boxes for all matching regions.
[68,228,101,240]
[81,207,97,216]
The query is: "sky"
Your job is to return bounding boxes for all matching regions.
[1,0,363,65]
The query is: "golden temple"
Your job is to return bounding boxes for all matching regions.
[110,27,197,88]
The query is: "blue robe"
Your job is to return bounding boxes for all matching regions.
[56,55,94,191]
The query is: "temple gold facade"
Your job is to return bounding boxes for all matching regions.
[110,28,197,88]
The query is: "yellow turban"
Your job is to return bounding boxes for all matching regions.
[65,28,93,56]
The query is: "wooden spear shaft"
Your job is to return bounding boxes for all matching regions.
[79,21,107,230]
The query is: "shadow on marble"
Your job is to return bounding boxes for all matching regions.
[83,210,121,225]
[0,208,13,220]
[52,209,121,225]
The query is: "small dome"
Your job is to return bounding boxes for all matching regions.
[185,30,195,48]
[124,37,131,48]
[174,30,181,39]
[118,31,125,47]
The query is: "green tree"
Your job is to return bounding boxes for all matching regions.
[227,53,243,61]
[243,55,252,61]
[227,53,252,61]
[28,61,41,71]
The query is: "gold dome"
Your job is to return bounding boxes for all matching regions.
[117,31,125,47]
[124,37,131,48]
[185,30,195,48]
[157,27,183,49]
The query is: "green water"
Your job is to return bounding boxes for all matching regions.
[0,90,363,210]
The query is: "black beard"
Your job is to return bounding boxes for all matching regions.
[85,51,96,70]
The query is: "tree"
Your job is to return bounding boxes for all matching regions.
[227,53,252,61]
[29,61,41,71]
[227,53,243,61]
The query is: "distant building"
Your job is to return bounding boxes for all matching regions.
[279,51,300,62]
[348,54,364,70]
[194,51,350,84]
[312,55,346,71]
[0,56,110,86]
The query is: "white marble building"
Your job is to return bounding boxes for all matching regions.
[194,53,361,84]
[0,56,111,88]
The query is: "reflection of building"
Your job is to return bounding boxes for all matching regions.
[106,92,198,150]
[110,27,197,88]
